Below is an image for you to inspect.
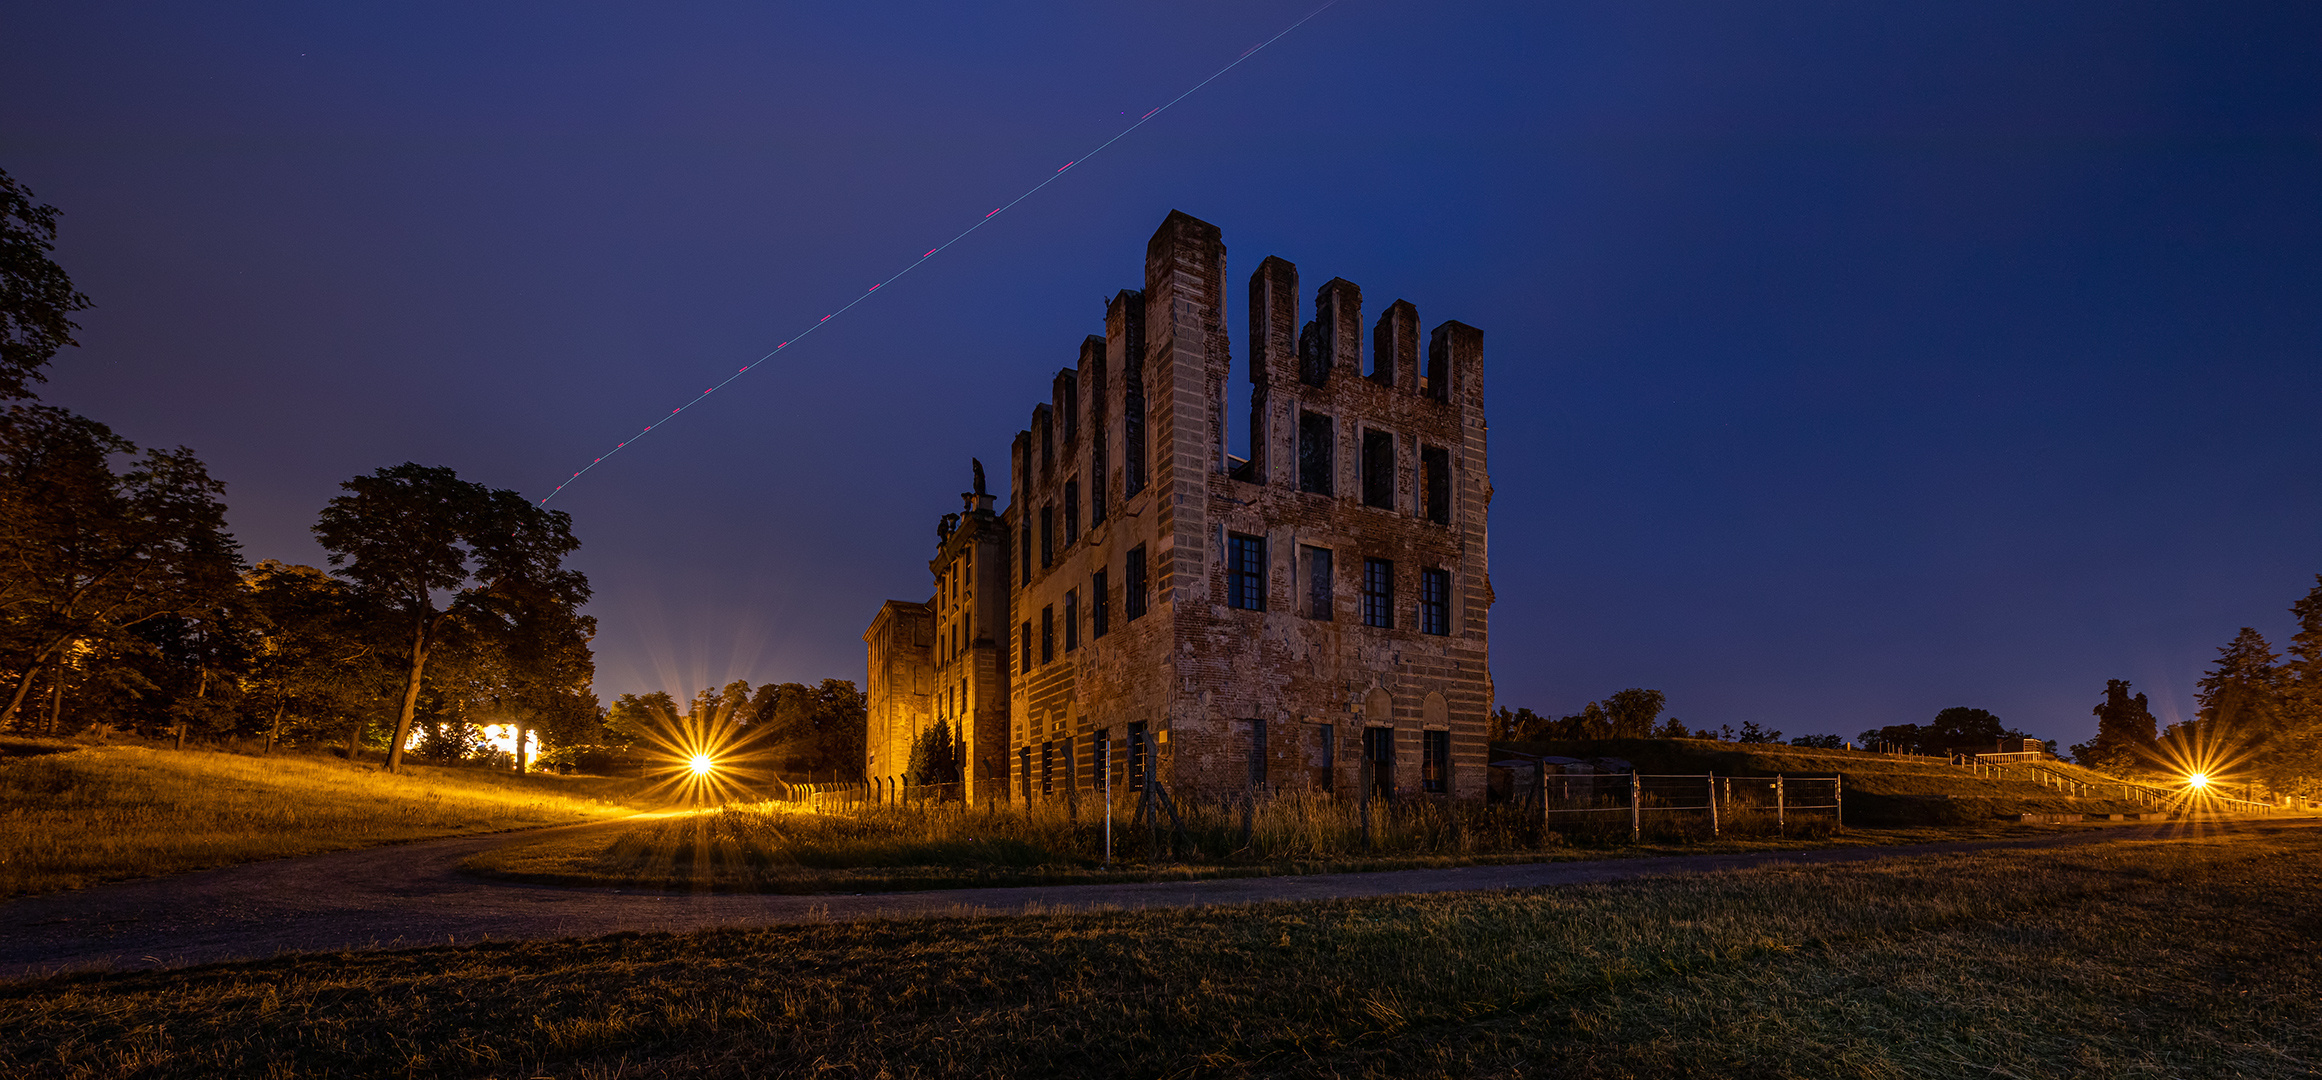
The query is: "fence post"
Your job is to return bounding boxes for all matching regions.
[1103,744,1113,866]
[1834,774,1844,829]
[1359,755,1374,852]
[1630,772,1642,842]
[1776,774,1786,832]
[1708,773,1719,837]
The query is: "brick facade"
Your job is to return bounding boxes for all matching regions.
[868,210,1491,804]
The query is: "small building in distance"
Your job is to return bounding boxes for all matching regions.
[865,209,1491,804]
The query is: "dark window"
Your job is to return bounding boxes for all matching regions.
[1421,445,1450,525]
[1091,421,1108,525]
[1363,726,1394,800]
[1020,514,1031,583]
[1041,741,1054,796]
[1363,558,1394,628]
[1127,720,1149,789]
[1126,545,1148,620]
[1039,504,1054,568]
[1422,730,1448,793]
[1040,605,1054,663]
[1298,411,1334,495]
[1298,320,1327,386]
[1064,480,1080,547]
[1091,569,1109,638]
[1424,336,1447,401]
[1227,532,1266,611]
[1361,428,1395,510]
[1095,731,1111,790]
[1020,746,1032,800]
[1420,568,1450,636]
[1303,545,1333,620]
[1125,354,1147,497]
[1318,723,1335,771]
[1248,718,1267,789]
[1064,589,1079,652]
[1020,621,1032,674]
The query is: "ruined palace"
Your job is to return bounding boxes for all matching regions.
[864,210,1491,804]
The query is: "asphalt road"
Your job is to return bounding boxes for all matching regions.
[2,816,2300,981]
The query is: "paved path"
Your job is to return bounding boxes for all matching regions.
[3,817,2304,981]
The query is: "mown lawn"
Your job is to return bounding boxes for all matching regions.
[0,739,651,898]
[6,820,2312,1078]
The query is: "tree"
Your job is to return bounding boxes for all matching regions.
[746,679,868,779]
[2071,679,2159,772]
[904,718,961,787]
[0,406,240,728]
[1790,734,1844,749]
[313,463,583,773]
[1734,720,1784,744]
[0,169,93,400]
[1600,688,1666,738]
[2196,627,2280,733]
[240,560,393,753]
[1921,707,2018,754]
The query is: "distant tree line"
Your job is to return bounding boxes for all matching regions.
[591,678,867,781]
[0,167,596,771]
[2076,578,2322,799]
[1491,689,1788,744]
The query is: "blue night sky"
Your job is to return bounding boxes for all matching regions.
[4,2,2318,746]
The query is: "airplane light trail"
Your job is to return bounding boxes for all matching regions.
[540,1,1338,505]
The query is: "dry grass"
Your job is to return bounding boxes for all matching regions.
[466,789,1876,893]
[3,820,2314,1078]
[0,738,650,898]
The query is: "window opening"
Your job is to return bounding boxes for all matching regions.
[1298,411,1334,495]
[1126,545,1148,620]
[1303,545,1333,620]
[1064,480,1080,547]
[1421,445,1450,525]
[1420,568,1450,636]
[1363,726,1394,800]
[1227,533,1266,611]
[1091,569,1109,638]
[1361,429,1395,510]
[1248,718,1267,789]
[1064,589,1080,652]
[1422,730,1449,794]
[1127,720,1149,789]
[1363,558,1394,628]
[1039,504,1054,568]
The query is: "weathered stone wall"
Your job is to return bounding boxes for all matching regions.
[862,600,932,784]
[931,209,1487,805]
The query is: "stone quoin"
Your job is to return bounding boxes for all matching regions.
[866,210,1492,805]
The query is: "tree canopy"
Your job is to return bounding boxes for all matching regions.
[0,169,92,400]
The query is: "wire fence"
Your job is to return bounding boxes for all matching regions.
[1513,771,1843,839]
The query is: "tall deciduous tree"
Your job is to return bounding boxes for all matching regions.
[0,169,92,401]
[313,463,582,773]
[0,406,239,727]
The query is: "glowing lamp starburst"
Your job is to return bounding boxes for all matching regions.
[2186,772,2209,790]
[689,753,716,777]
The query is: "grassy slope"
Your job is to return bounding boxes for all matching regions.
[0,739,651,898]
[1509,737,2158,823]
[4,820,2314,1078]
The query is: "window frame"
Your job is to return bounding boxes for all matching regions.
[1420,567,1450,636]
[1362,557,1395,629]
[1227,532,1267,611]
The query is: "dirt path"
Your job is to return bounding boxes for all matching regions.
[3,817,2304,980]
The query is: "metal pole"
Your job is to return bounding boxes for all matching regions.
[1103,736,1112,866]
[1631,772,1641,842]
[1834,774,1844,828]
[1776,774,1786,831]
[1708,772,1719,837]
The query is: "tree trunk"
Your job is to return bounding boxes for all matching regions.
[515,723,529,773]
[384,614,435,775]
[0,637,70,730]
[266,703,284,755]
[46,656,65,736]
[344,715,365,763]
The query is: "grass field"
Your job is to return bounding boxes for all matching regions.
[0,738,653,898]
[465,738,2170,895]
[4,819,2312,1078]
